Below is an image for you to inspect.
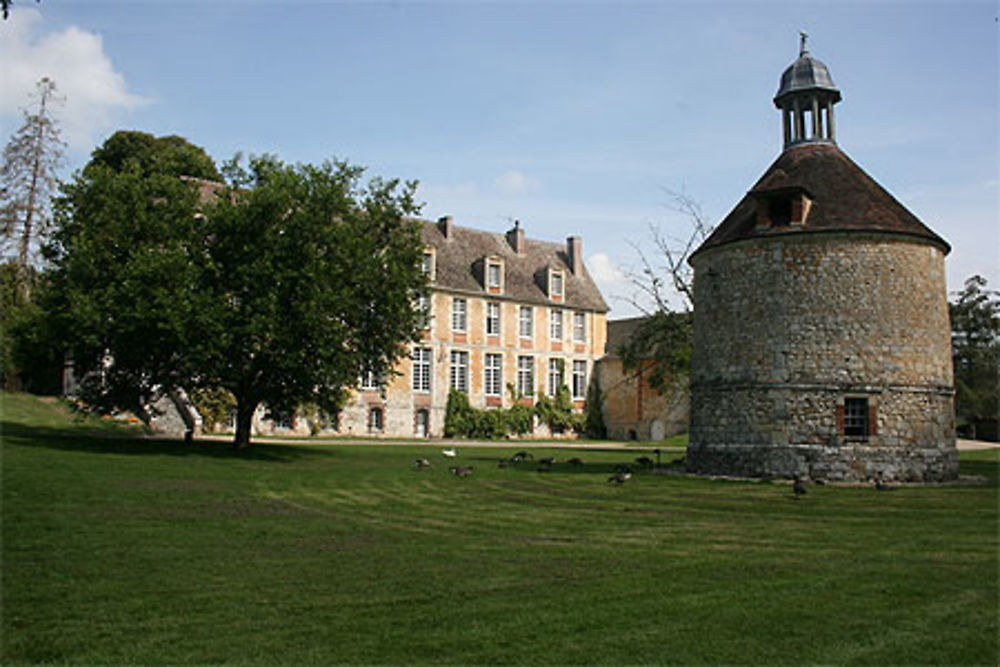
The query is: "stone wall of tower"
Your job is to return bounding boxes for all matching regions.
[688,232,958,482]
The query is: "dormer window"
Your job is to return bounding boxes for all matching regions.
[755,189,812,229]
[549,268,565,301]
[421,248,436,281]
[484,255,504,293]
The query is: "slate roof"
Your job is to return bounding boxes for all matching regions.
[691,143,950,258]
[774,50,841,106]
[605,317,647,358]
[420,219,609,312]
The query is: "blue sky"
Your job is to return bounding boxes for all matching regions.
[2,1,996,317]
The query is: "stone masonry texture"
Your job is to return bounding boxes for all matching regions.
[688,232,958,482]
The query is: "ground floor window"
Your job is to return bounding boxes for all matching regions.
[843,397,869,439]
[412,347,431,393]
[517,355,535,397]
[450,350,469,393]
[368,407,384,433]
[547,358,564,397]
[485,353,502,396]
[572,360,587,399]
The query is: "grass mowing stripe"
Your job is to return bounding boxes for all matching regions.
[3,393,996,664]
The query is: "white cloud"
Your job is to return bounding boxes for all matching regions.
[493,170,540,196]
[587,251,641,316]
[0,9,150,151]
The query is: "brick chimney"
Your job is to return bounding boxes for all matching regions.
[567,236,583,275]
[506,220,525,255]
[438,215,454,239]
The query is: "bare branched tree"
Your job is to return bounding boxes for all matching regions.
[616,188,714,400]
[623,188,713,314]
[1,77,66,289]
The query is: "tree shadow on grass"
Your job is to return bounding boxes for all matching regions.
[0,420,334,463]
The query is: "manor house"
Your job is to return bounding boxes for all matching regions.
[335,217,609,438]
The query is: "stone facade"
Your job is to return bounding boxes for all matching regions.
[689,233,957,481]
[687,43,958,483]
[334,219,608,438]
[598,317,689,442]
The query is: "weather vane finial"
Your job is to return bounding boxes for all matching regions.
[799,30,809,56]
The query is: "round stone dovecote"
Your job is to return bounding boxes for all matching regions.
[686,42,958,482]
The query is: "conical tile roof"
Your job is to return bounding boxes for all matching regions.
[691,143,949,258]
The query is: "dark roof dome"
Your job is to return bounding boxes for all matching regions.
[774,35,841,107]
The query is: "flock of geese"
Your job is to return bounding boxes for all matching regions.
[412,448,664,485]
[422,449,898,494]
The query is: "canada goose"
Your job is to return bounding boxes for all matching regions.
[614,463,632,474]
[567,457,584,466]
[635,456,654,467]
[874,479,893,491]
[538,457,555,466]
[513,450,533,460]
[792,478,807,498]
[608,471,632,485]
[414,458,431,469]
[449,465,473,477]
[442,448,457,458]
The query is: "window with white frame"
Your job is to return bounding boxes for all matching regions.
[486,301,501,336]
[360,367,382,391]
[485,353,503,396]
[519,306,533,338]
[451,297,467,332]
[573,311,586,343]
[550,308,563,341]
[547,358,564,397]
[416,293,431,329]
[572,360,587,399]
[449,350,469,393]
[412,347,431,392]
[550,269,564,299]
[487,261,502,290]
[517,355,535,397]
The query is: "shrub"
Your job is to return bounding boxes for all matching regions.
[584,378,607,439]
[535,386,577,434]
[443,386,537,439]
[189,387,236,433]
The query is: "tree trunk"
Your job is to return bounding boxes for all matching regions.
[233,397,257,449]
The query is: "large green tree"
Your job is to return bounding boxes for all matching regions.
[950,275,999,441]
[45,144,426,447]
[87,130,221,182]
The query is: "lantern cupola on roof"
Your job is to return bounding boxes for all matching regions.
[774,32,841,148]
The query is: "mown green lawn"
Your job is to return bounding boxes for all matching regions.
[2,392,997,664]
